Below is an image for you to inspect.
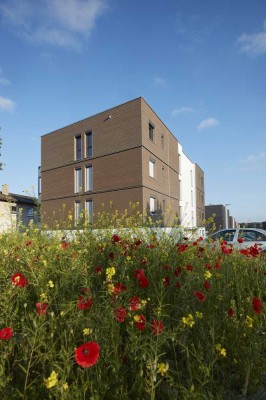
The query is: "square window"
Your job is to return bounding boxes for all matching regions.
[149,159,155,178]
[75,168,82,193]
[75,201,82,225]
[85,131,92,157]
[26,207,34,217]
[75,135,82,160]
[85,200,93,223]
[150,196,156,214]
[149,122,154,141]
[85,165,93,191]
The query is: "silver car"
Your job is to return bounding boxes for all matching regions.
[207,228,266,254]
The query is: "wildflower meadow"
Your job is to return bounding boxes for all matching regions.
[0,214,265,399]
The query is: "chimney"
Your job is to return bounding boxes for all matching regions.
[2,184,9,195]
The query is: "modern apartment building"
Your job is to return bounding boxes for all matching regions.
[40,97,205,227]
[178,144,205,229]
[205,204,238,232]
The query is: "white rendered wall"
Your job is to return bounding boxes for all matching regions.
[178,144,196,228]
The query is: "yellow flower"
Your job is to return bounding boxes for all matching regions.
[44,370,58,389]
[83,328,92,335]
[215,344,227,357]
[245,315,253,328]
[60,311,65,317]
[204,271,212,279]
[62,382,69,390]
[157,362,169,376]
[107,283,114,294]
[141,299,147,308]
[106,267,116,280]
[182,314,195,328]
[47,280,54,288]
[195,311,203,319]
[40,293,48,302]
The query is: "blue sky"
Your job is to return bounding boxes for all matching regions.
[0,0,266,223]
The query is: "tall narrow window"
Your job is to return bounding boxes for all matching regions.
[149,122,154,141]
[190,170,193,186]
[75,135,82,160]
[85,200,93,223]
[161,133,164,149]
[75,201,82,225]
[75,168,82,193]
[85,131,92,157]
[85,165,93,191]
[191,190,194,206]
[150,196,156,214]
[149,159,155,178]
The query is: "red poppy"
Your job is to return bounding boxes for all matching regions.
[113,282,127,295]
[252,297,263,314]
[138,274,149,289]
[186,265,193,272]
[228,307,234,317]
[134,269,149,289]
[36,302,48,316]
[192,241,198,246]
[240,249,249,256]
[203,281,211,290]
[141,257,147,265]
[194,291,206,302]
[205,263,212,270]
[175,281,182,288]
[75,342,100,368]
[163,264,171,271]
[238,237,244,243]
[150,320,163,335]
[114,307,127,322]
[109,252,115,259]
[61,241,71,249]
[135,315,146,331]
[249,246,259,257]
[112,234,121,243]
[77,296,93,310]
[221,245,233,254]
[95,266,102,274]
[163,276,170,287]
[214,262,221,269]
[25,240,32,246]
[0,327,13,340]
[174,267,182,277]
[11,273,28,288]
[129,296,141,311]
[177,243,188,253]
[135,239,142,246]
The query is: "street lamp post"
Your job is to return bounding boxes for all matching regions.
[225,204,231,229]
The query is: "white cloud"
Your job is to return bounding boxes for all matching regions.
[0,77,10,86]
[197,118,219,131]
[237,21,266,56]
[0,67,10,86]
[0,0,108,50]
[0,96,15,111]
[242,152,266,163]
[239,152,266,172]
[171,106,194,116]
[154,77,166,87]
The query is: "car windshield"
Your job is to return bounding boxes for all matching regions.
[238,230,266,242]
[210,230,236,242]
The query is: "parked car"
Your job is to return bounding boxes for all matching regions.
[206,228,266,255]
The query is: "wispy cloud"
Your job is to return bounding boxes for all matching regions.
[154,77,166,87]
[237,20,266,56]
[0,96,15,111]
[197,118,219,131]
[0,67,10,86]
[239,152,266,171]
[0,0,108,50]
[171,106,194,116]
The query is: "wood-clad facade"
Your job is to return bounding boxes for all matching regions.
[41,97,203,227]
